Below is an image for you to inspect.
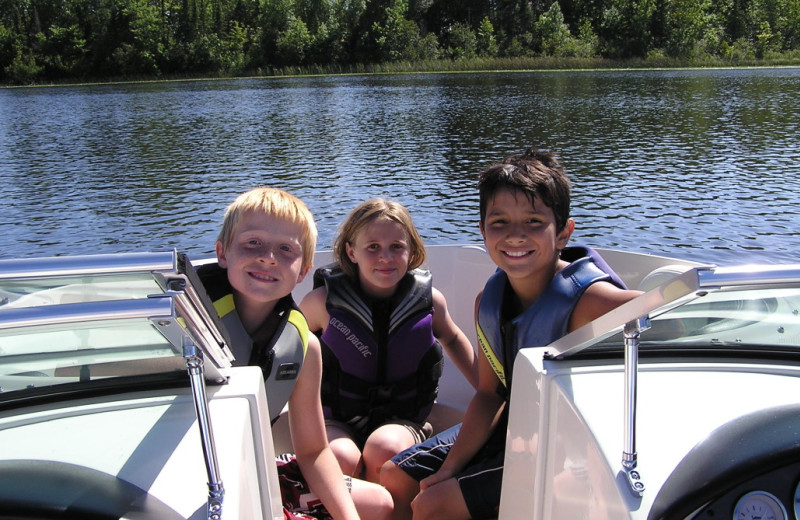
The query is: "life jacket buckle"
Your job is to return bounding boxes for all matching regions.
[368,384,395,403]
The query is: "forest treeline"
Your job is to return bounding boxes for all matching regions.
[2,0,800,84]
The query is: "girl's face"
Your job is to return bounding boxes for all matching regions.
[346,218,411,299]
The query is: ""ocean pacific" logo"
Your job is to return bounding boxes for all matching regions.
[329,317,372,358]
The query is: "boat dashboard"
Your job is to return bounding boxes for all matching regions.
[649,402,800,520]
[0,251,249,519]
[522,259,800,520]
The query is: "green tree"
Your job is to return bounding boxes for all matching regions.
[313,0,365,64]
[276,13,311,64]
[40,24,86,75]
[257,0,293,65]
[494,0,535,39]
[296,0,329,34]
[662,0,715,57]
[600,0,656,56]
[476,15,497,56]
[362,0,432,62]
[780,0,800,48]
[1,22,44,82]
[534,1,572,55]
[124,0,165,73]
[442,21,476,58]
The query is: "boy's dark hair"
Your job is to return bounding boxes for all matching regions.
[478,147,571,233]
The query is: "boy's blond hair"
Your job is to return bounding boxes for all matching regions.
[217,187,318,270]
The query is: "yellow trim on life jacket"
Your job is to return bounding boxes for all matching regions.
[477,322,507,388]
[213,293,236,319]
[287,308,309,357]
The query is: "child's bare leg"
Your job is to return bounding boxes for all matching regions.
[326,423,363,477]
[411,478,470,520]
[380,459,420,520]
[350,478,394,520]
[362,424,419,482]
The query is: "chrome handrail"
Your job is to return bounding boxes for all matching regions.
[698,264,800,288]
[0,298,174,330]
[184,341,225,520]
[0,251,177,279]
[621,316,649,497]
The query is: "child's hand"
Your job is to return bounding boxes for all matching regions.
[419,467,454,490]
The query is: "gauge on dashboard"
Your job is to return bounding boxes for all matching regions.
[733,490,787,520]
[793,480,800,520]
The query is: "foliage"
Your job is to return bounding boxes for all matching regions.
[2,0,800,83]
[476,16,497,56]
[443,22,477,59]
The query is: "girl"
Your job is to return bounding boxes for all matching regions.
[299,198,478,483]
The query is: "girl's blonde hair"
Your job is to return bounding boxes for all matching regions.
[333,198,426,280]
[217,187,318,270]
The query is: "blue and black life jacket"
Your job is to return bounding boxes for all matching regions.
[477,246,627,396]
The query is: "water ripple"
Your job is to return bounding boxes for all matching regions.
[2,69,800,266]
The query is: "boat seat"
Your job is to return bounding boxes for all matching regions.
[637,264,694,292]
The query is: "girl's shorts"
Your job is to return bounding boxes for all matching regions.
[325,418,432,446]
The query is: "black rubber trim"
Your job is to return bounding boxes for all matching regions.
[648,403,800,520]
[0,459,184,519]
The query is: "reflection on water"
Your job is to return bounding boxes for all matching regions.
[1,69,799,265]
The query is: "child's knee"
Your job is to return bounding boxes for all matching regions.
[329,438,363,476]
[379,459,399,485]
[380,459,409,491]
[412,479,470,520]
[410,490,440,520]
[353,481,394,520]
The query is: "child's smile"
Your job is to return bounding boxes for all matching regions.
[481,188,569,283]
[346,218,411,299]
[216,210,308,330]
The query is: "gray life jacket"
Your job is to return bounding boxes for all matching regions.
[196,262,307,423]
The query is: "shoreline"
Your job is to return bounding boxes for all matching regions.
[4,56,800,89]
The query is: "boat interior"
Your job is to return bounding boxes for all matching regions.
[2,245,800,519]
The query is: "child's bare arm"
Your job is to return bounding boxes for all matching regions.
[422,292,504,487]
[422,340,505,489]
[298,286,329,333]
[431,287,479,389]
[289,334,361,520]
[570,281,643,331]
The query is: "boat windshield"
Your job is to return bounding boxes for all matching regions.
[0,252,233,400]
[546,263,800,358]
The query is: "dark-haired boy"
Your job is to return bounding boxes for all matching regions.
[380,149,641,520]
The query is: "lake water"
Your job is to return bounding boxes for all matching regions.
[2,68,799,266]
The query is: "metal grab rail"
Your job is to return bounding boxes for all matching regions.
[184,341,225,520]
[0,251,177,279]
[621,316,649,497]
[0,298,174,330]
[698,264,800,288]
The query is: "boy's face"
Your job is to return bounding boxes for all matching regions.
[480,187,572,282]
[216,210,309,308]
